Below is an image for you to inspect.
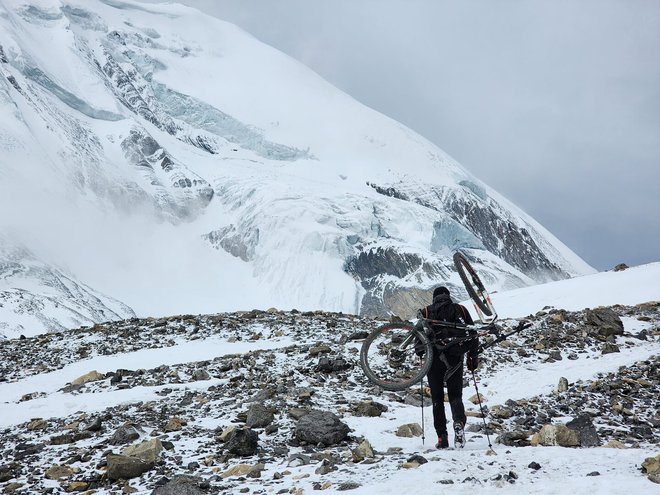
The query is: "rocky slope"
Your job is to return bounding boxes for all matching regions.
[0,301,658,494]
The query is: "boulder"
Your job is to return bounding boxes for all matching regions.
[71,370,104,386]
[351,439,375,462]
[353,400,388,417]
[496,431,531,447]
[221,464,252,478]
[490,405,514,419]
[294,410,350,446]
[566,415,600,447]
[557,377,569,393]
[584,308,624,338]
[642,455,660,475]
[106,454,154,480]
[396,423,423,438]
[121,439,163,464]
[245,403,274,428]
[44,465,74,480]
[225,428,259,456]
[109,424,141,445]
[165,417,187,432]
[152,475,207,495]
[531,424,580,447]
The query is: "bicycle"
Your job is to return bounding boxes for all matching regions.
[359,251,529,391]
[359,317,500,391]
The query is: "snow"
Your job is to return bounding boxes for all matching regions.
[491,262,660,319]
[0,331,295,427]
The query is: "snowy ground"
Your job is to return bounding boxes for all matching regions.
[0,266,658,494]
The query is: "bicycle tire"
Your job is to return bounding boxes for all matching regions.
[453,252,494,317]
[360,322,433,391]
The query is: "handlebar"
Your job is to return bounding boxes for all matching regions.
[416,317,532,354]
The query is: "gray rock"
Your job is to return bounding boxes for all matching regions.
[557,377,569,393]
[121,439,163,463]
[353,400,388,417]
[294,410,350,446]
[584,308,624,338]
[107,454,154,480]
[225,428,259,456]
[84,417,103,432]
[192,369,210,381]
[152,475,206,495]
[338,482,362,491]
[245,403,274,428]
[109,424,141,445]
[601,342,620,354]
[496,431,530,447]
[566,415,600,447]
[532,424,580,447]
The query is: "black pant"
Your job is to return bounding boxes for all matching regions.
[426,351,466,436]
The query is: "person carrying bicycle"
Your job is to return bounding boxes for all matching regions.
[417,286,478,449]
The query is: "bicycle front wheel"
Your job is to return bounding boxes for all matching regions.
[453,251,495,317]
[359,322,433,391]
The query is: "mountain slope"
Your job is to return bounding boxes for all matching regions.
[0,238,135,338]
[0,0,594,333]
[0,263,657,494]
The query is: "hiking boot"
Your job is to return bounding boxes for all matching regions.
[454,421,466,448]
[435,433,449,449]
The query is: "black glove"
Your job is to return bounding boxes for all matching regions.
[466,355,478,371]
[414,340,426,357]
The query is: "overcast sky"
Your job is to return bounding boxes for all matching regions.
[141,0,660,271]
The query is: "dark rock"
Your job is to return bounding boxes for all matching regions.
[247,387,275,403]
[294,410,350,446]
[85,417,103,432]
[314,458,337,475]
[353,400,388,417]
[152,475,207,494]
[192,369,210,381]
[407,454,428,465]
[337,482,361,491]
[0,464,18,482]
[586,471,600,476]
[584,308,624,338]
[528,462,541,470]
[245,403,274,428]
[496,431,530,447]
[14,442,45,460]
[107,454,154,480]
[316,355,352,373]
[566,415,600,447]
[109,424,141,445]
[347,331,369,341]
[601,342,620,354]
[225,428,258,457]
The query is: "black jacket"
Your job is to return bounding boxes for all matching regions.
[419,293,477,358]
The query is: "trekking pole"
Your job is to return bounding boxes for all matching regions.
[470,368,495,454]
[420,375,425,445]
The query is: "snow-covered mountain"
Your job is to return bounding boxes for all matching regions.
[0,237,135,338]
[0,0,594,336]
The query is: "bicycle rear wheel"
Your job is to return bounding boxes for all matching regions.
[360,322,433,391]
[453,251,495,317]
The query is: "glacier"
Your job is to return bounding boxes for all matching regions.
[0,0,594,336]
